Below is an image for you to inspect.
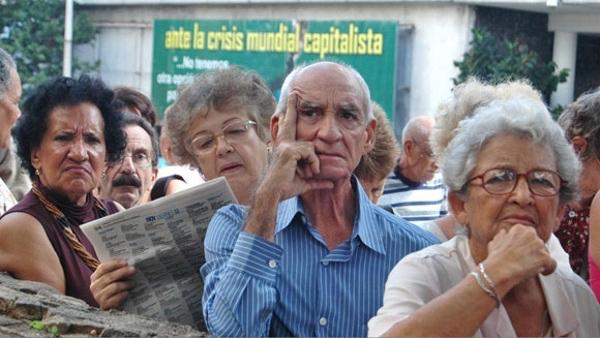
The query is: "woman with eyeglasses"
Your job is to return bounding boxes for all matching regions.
[368,80,600,337]
[167,67,273,205]
[0,76,126,306]
[89,67,275,310]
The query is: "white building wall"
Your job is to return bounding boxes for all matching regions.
[78,3,475,119]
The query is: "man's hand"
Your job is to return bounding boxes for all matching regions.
[244,92,333,241]
[90,260,136,310]
[263,92,333,200]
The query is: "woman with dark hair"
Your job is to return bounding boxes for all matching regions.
[0,75,126,306]
[112,86,157,127]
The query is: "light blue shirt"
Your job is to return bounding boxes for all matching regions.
[201,177,439,337]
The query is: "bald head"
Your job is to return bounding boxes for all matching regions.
[275,61,372,120]
[399,116,438,182]
[402,116,435,145]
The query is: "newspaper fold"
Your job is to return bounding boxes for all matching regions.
[81,176,236,330]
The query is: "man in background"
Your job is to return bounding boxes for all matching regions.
[378,116,447,225]
[100,113,158,209]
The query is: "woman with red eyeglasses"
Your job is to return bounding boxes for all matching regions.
[369,80,599,337]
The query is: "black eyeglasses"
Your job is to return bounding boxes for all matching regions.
[466,168,564,197]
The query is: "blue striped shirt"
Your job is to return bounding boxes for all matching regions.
[201,178,439,337]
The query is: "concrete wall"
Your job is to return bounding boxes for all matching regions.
[78,3,475,121]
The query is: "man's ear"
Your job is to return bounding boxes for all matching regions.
[571,136,587,155]
[151,167,158,182]
[448,191,468,226]
[404,139,417,165]
[270,114,281,145]
[363,118,377,153]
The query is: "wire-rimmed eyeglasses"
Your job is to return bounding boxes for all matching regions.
[109,151,153,169]
[189,120,257,156]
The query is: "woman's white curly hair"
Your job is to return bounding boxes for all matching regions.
[432,79,580,204]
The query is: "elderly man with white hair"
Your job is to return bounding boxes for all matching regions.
[378,115,448,226]
[200,61,438,337]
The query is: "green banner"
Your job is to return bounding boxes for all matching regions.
[152,19,398,121]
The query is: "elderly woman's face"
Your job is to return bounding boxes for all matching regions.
[31,103,106,206]
[187,103,268,204]
[451,134,562,259]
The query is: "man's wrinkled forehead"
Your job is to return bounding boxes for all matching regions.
[294,62,352,87]
[292,63,368,106]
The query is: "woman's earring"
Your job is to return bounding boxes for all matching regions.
[35,168,40,176]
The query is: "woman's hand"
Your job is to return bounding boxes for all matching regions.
[90,260,136,310]
[483,224,556,296]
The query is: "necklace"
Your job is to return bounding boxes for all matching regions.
[31,182,104,270]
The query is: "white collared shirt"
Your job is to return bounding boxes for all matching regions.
[368,235,600,337]
[0,177,16,215]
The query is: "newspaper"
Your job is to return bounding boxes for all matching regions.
[81,176,236,330]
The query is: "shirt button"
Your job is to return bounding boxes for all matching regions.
[322,261,329,266]
[268,259,277,269]
[319,317,327,326]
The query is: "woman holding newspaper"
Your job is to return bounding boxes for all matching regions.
[0,76,126,306]
[90,67,276,309]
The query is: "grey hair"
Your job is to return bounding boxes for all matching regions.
[558,87,600,161]
[121,112,159,167]
[275,61,373,121]
[439,81,580,204]
[0,47,16,97]
[166,67,275,168]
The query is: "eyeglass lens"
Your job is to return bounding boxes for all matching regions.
[481,168,561,196]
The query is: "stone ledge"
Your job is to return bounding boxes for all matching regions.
[0,272,208,337]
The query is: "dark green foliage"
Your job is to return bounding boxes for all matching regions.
[454,28,569,102]
[0,0,97,95]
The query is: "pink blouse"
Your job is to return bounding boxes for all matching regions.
[589,255,600,301]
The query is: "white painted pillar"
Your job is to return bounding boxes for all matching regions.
[550,31,577,107]
[63,0,73,77]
